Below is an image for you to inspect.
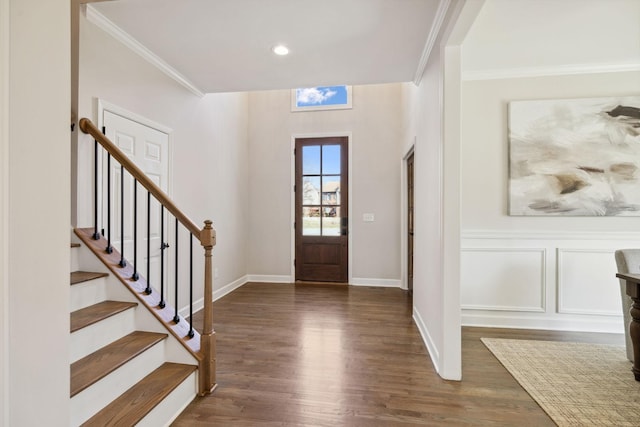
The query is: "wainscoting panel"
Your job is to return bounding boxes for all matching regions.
[557,249,621,316]
[461,248,545,312]
[461,231,640,333]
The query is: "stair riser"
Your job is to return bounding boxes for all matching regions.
[70,277,108,312]
[71,246,80,272]
[70,340,166,426]
[136,371,198,427]
[70,309,136,363]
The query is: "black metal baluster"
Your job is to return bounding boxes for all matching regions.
[145,192,152,295]
[119,165,126,268]
[92,139,100,240]
[188,233,194,338]
[106,153,113,254]
[131,179,139,281]
[159,206,166,309]
[173,218,180,324]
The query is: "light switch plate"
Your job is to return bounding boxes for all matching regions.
[363,213,375,222]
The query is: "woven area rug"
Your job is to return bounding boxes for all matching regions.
[482,338,640,427]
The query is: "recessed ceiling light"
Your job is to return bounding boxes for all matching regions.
[272,45,289,56]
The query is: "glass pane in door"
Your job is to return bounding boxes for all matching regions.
[322,145,341,174]
[302,206,321,236]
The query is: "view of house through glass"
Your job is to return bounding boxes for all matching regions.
[302,144,342,236]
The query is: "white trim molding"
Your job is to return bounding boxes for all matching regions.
[84,5,205,97]
[461,247,546,313]
[0,0,9,420]
[180,275,250,317]
[461,312,623,334]
[463,229,640,241]
[246,275,293,284]
[97,99,173,135]
[351,278,401,288]
[556,248,621,317]
[461,229,637,333]
[413,307,440,374]
[413,0,451,85]
[462,62,640,81]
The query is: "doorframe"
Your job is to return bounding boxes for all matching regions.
[290,132,353,283]
[0,0,8,420]
[400,142,415,291]
[95,100,175,296]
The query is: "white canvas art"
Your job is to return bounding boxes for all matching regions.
[509,96,640,216]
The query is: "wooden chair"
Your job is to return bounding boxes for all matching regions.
[615,249,638,362]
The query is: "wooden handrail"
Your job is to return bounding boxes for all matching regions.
[79,118,202,240]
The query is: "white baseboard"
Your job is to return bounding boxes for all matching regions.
[246,274,292,283]
[351,277,402,288]
[413,307,441,374]
[179,275,249,317]
[180,274,402,317]
[462,311,625,334]
[213,275,249,302]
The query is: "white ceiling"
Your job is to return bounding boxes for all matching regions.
[90,0,444,94]
[463,0,640,75]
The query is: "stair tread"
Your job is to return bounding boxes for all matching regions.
[70,331,168,397]
[71,300,138,333]
[71,271,108,285]
[74,227,202,354]
[80,362,196,427]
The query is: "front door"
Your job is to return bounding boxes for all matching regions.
[295,137,348,282]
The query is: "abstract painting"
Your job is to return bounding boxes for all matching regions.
[509,96,640,216]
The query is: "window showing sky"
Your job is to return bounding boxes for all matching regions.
[295,86,349,107]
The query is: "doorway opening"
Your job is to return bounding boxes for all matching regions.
[407,151,414,296]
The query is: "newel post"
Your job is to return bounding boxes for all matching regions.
[199,220,217,395]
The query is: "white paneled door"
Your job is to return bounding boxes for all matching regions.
[102,110,170,292]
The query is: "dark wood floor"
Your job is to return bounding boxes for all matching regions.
[172,282,624,426]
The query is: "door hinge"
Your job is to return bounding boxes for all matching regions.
[102,126,106,135]
[294,148,296,155]
[293,221,296,230]
[294,259,296,266]
[294,184,296,192]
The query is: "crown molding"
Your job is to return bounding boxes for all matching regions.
[84,4,205,97]
[462,62,640,81]
[462,229,640,241]
[413,0,451,85]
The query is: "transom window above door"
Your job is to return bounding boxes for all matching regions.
[291,86,352,112]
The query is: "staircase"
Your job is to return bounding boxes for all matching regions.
[70,234,198,426]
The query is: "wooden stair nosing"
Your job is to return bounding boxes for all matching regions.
[71,271,109,286]
[80,362,196,427]
[70,331,168,397]
[70,300,138,333]
[74,227,202,354]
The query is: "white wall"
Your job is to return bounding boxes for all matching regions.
[77,11,249,307]
[5,0,71,425]
[399,0,469,381]
[247,84,403,284]
[461,71,640,332]
[460,0,640,332]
